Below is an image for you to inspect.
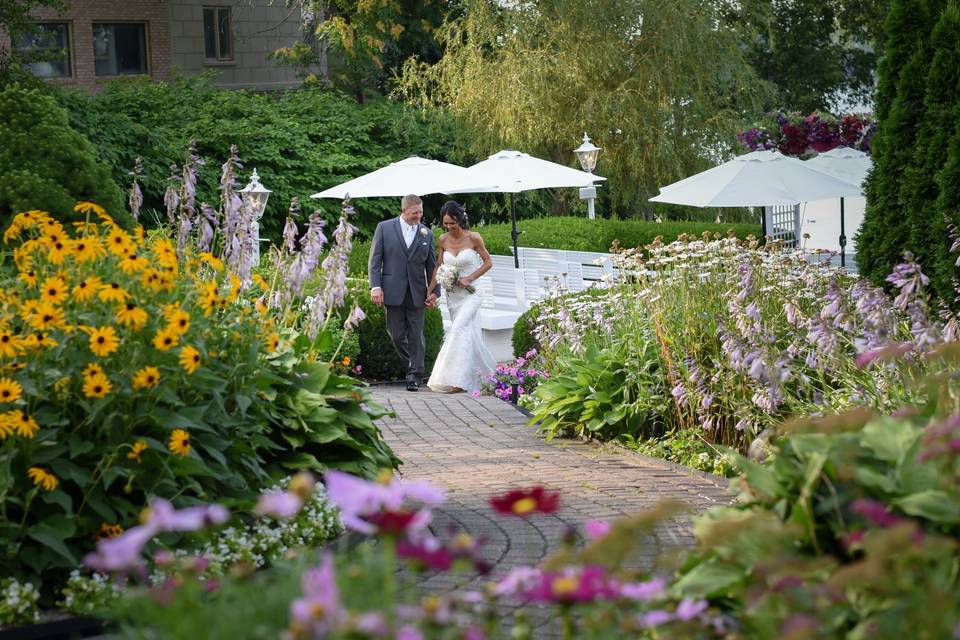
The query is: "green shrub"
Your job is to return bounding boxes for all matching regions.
[55,77,455,239]
[0,83,126,227]
[511,307,539,358]
[348,217,761,275]
[673,403,960,637]
[354,292,443,381]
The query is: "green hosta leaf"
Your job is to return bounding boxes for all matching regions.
[671,557,745,598]
[279,452,328,472]
[893,490,960,524]
[730,454,782,501]
[860,418,921,464]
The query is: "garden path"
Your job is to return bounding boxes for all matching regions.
[370,387,733,636]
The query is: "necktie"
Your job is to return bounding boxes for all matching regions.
[405,223,414,248]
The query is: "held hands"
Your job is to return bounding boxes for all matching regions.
[425,293,438,308]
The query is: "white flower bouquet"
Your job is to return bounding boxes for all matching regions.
[437,264,475,294]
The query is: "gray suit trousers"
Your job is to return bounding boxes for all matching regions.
[384,288,426,380]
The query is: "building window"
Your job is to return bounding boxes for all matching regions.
[92,23,148,76]
[15,23,71,78]
[203,7,233,61]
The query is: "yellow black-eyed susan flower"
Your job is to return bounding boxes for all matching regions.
[199,252,224,272]
[132,366,161,390]
[98,282,127,304]
[82,362,105,378]
[0,378,22,403]
[265,332,280,353]
[27,467,58,491]
[0,330,22,358]
[251,274,269,291]
[73,276,102,303]
[140,268,163,292]
[82,371,112,398]
[127,439,148,463]
[168,428,191,456]
[96,522,124,540]
[10,410,39,437]
[19,269,37,287]
[40,275,69,305]
[88,326,120,357]
[73,201,107,218]
[71,236,104,263]
[119,252,149,274]
[0,413,12,439]
[167,309,190,335]
[117,302,149,330]
[106,227,134,256]
[179,345,200,374]
[28,301,65,331]
[152,327,179,352]
[47,238,72,265]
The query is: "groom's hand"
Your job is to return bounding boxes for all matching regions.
[425,293,438,308]
[371,288,384,306]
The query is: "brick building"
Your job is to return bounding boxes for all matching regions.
[4,0,306,91]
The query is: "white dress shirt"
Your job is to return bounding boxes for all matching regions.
[399,217,417,248]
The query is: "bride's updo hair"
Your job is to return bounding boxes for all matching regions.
[440,201,469,230]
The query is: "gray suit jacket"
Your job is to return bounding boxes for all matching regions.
[369,217,439,307]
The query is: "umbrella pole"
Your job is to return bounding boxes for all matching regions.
[839,197,846,268]
[511,193,519,269]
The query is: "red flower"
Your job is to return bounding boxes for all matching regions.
[489,486,560,517]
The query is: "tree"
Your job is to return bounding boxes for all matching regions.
[740,0,889,113]
[855,0,936,285]
[905,3,960,301]
[0,83,126,225]
[274,0,451,101]
[397,0,773,218]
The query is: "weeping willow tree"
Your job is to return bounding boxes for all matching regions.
[396,0,773,217]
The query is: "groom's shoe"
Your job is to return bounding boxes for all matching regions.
[405,379,419,392]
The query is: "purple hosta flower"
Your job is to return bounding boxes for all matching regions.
[908,302,942,350]
[283,215,299,255]
[343,304,365,331]
[180,139,204,220]
[735,258,754,302]
[219,145,244,261]
[84,499,229,572]
[671,381,689,408]
[819,279,853,331]
[806,317,839,362]
[196,203,218,253]
[163,163,181,227]
[176,210,193,255]
[323,470,444,537]
[290,554,345,637]
[744,301,761,323]
[784,302,800,326]
[128,156,144,221]
[285,210,328,300]
[886,253,931,311]
[618,576,667,601]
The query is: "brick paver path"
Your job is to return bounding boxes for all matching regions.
[370,387,733,635]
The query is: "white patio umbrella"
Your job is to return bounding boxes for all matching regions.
[649,150,863,208]
[456,150,607,267]
[805,147,872,268]
[310,156,490,199]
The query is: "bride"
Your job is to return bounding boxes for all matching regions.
[426,201,497,393]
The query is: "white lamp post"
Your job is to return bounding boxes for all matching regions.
[573,133,602,219]
[239,168,271,266]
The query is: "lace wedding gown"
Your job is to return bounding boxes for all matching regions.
[427,248,497,393]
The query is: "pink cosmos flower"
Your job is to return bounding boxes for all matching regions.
[675,597,709,621]
[519,566,617,604]
[618,576,667,601]
[323,470,444,537]
[290,554,345,633]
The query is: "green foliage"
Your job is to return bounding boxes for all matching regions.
[398,0,772,217]
[511,307,538,359]
[0,83,126,227]
[622,431,733,478]
[353,289,443,381]
[348,217,761,275]
[672,405,960,637]
[53,76,455,240]
[530,338,672,443]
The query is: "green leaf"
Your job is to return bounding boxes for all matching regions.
[27,524,77,566]
[860,418,921,463]
[893,490,960,524]
[671,557,745,598]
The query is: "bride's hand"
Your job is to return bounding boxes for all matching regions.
[457,277,472,288]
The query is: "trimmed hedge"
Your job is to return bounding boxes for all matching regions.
[511,308,539,359]
[354,292,444,381]
[348,217,761,275]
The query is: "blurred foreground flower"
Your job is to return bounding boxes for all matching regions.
[489,486,560,517]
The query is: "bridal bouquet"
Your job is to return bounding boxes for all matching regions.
[437,264,475,293]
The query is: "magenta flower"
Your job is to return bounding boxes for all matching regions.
[397,536,454,571]
[519,566,617,604]
[850,499,903,528]
[254,490,304,519]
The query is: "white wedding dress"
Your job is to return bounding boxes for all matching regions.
[427,248,497,393]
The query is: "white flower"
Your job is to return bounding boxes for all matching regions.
[419,227,429,236]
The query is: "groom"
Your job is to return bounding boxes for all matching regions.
[369,194,440,391]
